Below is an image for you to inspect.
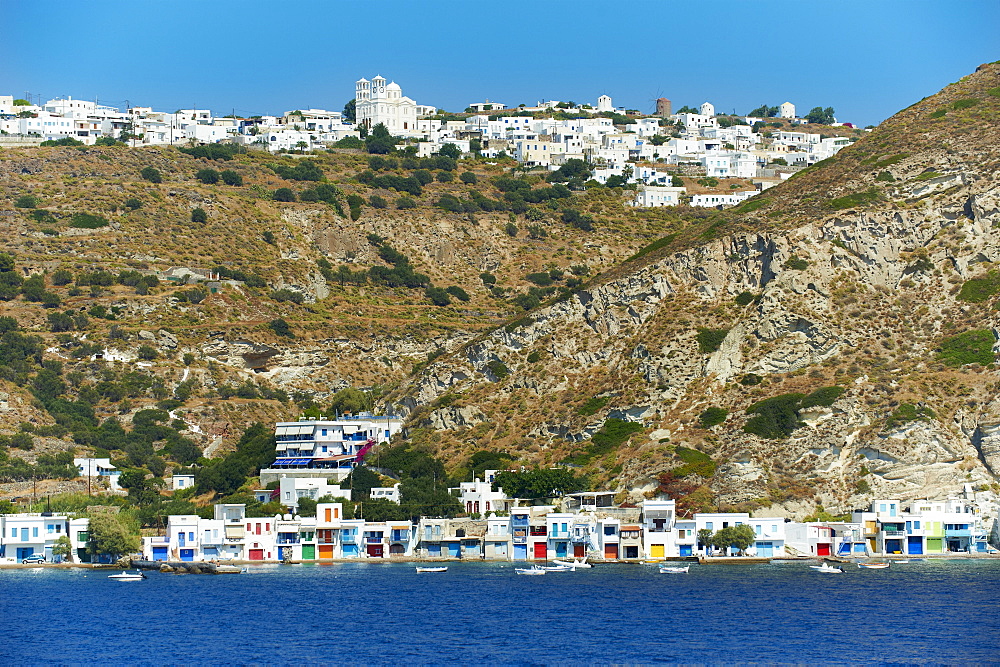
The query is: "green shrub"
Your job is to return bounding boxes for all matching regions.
[268,318,294,338]
[951,98,979,110]
[273,188,296,202]
[698,407,727,428]
[14,195,38,208]
[784,256,809,270]
[425,286,451,306]
[672,446,716,477]
[68,213,110,229]
[627,234,677,262]
[740,373,762,386]
[734,291,754,306]
[124,198,142,210]
[957,271,1000,303]
[884,402,935,430]
[40,137,83,147]
[505,222,518,237]
[855,479,871,494]
[140,167,162,183]
[445,285,470,302]
[696,328,729,353]
[220,170,243,186]
[929,108,947,119]
[987,87,1000,99]
[480,272,496,285]
[195,168,220,184]
[914,171,940,181]
[733,197,769,213]
[937,329,996,367]
[397,196,416,209]
[744,393,805,439]
[578,396,609,416]
[30,209,55,223]
[526,350,541,363]
[525,272,553,287]
[585,419,643,458]
[190,208,207,223]
[799,386,845,409]
[875,171,895,182]
[824,187,882,210]
[460,171,478,185]
[486,359,509,380]
[369,195,388,209]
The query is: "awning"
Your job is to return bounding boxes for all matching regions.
[296,425,314,436]
[275,426,291,436]
[272,458,311,466]
[225,526,244,539]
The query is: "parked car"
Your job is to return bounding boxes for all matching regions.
[21,554,46,565]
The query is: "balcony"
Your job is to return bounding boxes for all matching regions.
[945,529,971,537]
[365,536,384,545]
[529,528,547,537]
[276,538,300,545]
[882,530,905,537]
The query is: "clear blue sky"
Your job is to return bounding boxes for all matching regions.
[3,0,997,127]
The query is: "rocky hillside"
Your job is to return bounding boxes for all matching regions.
[394,62,1000,515]
[2,63,999,518]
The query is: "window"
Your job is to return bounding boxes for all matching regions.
[33,527,39,538]
[755,525,761,536]
[771,525,777,534]
[706,522,713,530]
[914,521,920,529]
[189,532,194,541]
[321,429,328,436]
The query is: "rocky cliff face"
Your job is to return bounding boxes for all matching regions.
[395,64,1000,514]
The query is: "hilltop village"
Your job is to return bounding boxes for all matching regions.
[1,77,856,210]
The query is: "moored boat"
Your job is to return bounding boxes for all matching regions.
[658,565,690,574]
[810,563,844,573]
[552,558,591,569]
[415,566,448,573]
[858,562,891,569]
[515,566,546,575]
[539,564,573,571]
[108,571,147,581]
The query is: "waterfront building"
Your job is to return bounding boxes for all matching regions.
[370,484,401,504]
[0,513,86,563]
[278,477,351,512]
[640,500,677,559]
[263,414,403,483]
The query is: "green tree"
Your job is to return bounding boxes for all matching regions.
[805,106,835,124]
[220,169,243,186]
[460,171,478,184]
[87,512,141,559]
[274,188,296,202]
[190,207,208,223]
[328,387,372,415]
[296,497,318,517]
[52,534,74,562]
[342,98,356,122]
[698,528,714,553]
[438,143,461,159]
[345,467,382,501]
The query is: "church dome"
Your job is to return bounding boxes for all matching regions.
[386,82,401,91]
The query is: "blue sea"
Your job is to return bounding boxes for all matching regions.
[2,559,999,664]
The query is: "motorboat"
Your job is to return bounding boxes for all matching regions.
[858,562,891,569]
[658,565,690,574]
[108,571,147,581]
[539,564,573,572]
[415,566,448,573]
[810,563,845,573]
[552,558,591,569]
[515,566,546,575]
[892,559,910,564]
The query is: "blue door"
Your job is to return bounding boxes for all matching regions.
[342,544,359,557]
[152,546,168,561]
[555,542,568,558]
[20,528,28,542]
[178,533,186,547]
[854,543,867,553]
[447,543,460,558]
[679,545,693,557]
[426,544,441,557]
[907,536,923,554]
[16,547,33,560]
[756,542,773,557]
[179,549,194,562]
[513,544,528,561]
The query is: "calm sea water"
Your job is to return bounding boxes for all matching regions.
[2,559,999,664]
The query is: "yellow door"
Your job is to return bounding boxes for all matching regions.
[650,544,665,558]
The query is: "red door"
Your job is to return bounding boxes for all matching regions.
[604,544,618,560]
[574,544,585,558]
[533,542,548,560]
[367,544,383,558]
[248,549,264,561]
[817,543,831,556]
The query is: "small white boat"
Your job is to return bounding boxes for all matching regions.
[539,564,573,572]
[659,565,690,574]
[515,566,546,575]
[108,571,147,581]
[892,559,910,564]
[858,562,891,569]
[415,566,448,573]
[810,563,844,573]
[552,558,591,569]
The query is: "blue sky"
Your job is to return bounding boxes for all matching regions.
[3,0,997,127]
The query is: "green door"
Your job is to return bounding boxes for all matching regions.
[301,544,315,560]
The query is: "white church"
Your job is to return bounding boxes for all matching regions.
[354,75,435,137]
